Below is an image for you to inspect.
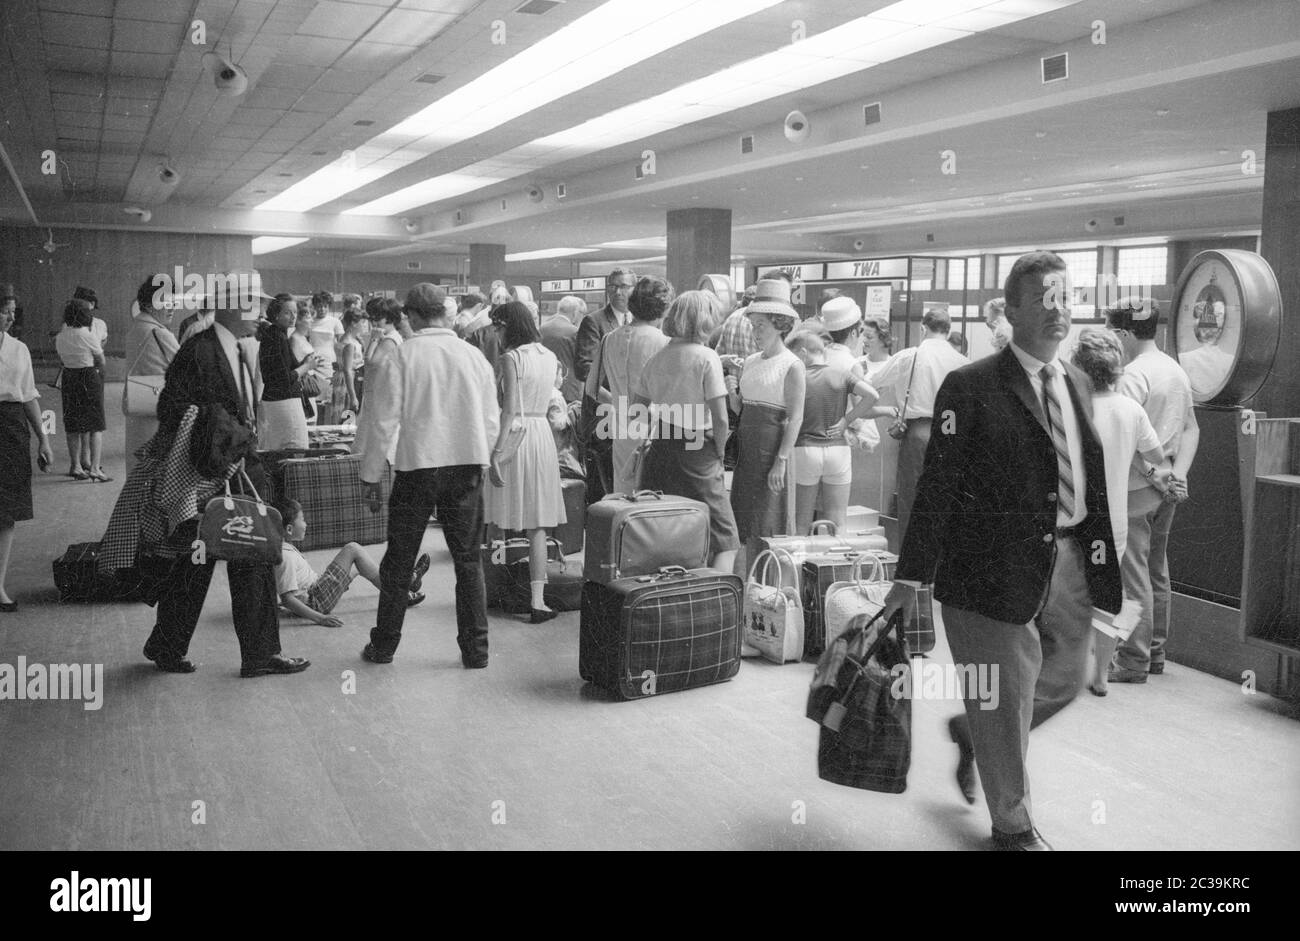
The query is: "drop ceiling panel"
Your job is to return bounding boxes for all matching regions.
[259,63,325,89]
[297,1,388,40]
[39,0,114,16]
[333,41,416,71]
[108,52,173,78]
[313,69,385,93]
[278,36,353,66]
[365,9,459,46]
[38,11,112,48]
[110,20,188,53]
[44,43,110,71]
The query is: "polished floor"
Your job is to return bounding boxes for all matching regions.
[1,385,1296,851]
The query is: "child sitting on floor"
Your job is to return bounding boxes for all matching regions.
[274,496,429,627]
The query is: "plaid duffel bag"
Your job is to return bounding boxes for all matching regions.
[579,566,743,700]
[271,453,392,551]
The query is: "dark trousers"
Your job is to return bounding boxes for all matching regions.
[371,465,488,661]
[144,520,282,667]
[585,445,614,504]
[894,417,933,544]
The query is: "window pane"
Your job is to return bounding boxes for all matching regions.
[1116,246,1167,289]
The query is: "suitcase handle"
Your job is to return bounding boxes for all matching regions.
[619,489,664,502]
[808,519,838,536]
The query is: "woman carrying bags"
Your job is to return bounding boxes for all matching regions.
[486,302,566,624]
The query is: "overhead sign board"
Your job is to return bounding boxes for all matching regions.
[824,258,910,280]
[540,279,571,293]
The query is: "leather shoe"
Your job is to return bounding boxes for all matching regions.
[406,591,426,608]
[143,646,196,673]
[991,826,1053,851]
[409,552,431,594]
[361,643,393,664]
[1108,667,1148,684]
[462,656,488,669]
[530,607,558,624]
[1148,661,1165,675]
[0,600,18,613]
[948,716,977,805]
[240,654,310,678]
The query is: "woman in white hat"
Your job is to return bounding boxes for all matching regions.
[819,295,866,377]
[728,279,805,559]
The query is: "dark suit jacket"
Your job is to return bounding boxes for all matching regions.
[896,346,1122,622]
[540,315,580,403]
[574,304,621,384]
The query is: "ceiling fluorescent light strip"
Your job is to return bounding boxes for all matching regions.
[505,247,600,262]
[264,0,782,214]
[350,0,1080,217]
[251,236,309,255]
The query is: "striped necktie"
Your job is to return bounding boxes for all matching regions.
[1039,363,1074,523]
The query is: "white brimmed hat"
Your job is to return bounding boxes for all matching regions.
[745,278,798,322]
[821,296,862,332]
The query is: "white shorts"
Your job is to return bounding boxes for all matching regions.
[793,445,852,486]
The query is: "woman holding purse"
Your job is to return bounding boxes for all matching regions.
[258,294,320,450]
[485,302,566,624]
[123,274,180,472]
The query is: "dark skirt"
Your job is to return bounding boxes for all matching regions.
[0,401,33,525]
[641,424,740,555]
[730,402,789,544]
[60,366,106,433]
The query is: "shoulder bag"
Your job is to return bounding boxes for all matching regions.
[123,329,172,417]
[887,349,920,440]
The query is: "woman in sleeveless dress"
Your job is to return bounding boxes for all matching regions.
[486,302,566,623]
[728,279,805,562]
[331,308,365,420]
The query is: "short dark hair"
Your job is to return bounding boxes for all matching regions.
[459,291,487,311]
[786,329,825,356]
[922,307,951,334]
[498,301,541,350]
[819,287,843,304]
[137,273,165,312]
[628,276,674,322]
[371,298,403,326]
[947,331,968,356]
[862,316,893,353]
[1104,295,1160,340]
[828,324,860,345]
[1071,326,1124,390]
[63,299,92,328]
[273,496,303,536]
[311,290,333,311]
[342,308,365,330]
[1004,250,1066,312]
[267,293,296,321]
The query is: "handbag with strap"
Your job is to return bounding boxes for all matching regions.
[743,547,805,664]
[823,553,890,651]
[807,609,911,793]
[198,465,283,564]
[123,329,172,417]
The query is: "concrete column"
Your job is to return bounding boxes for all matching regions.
[666,208,731,297]
[1252,108,1299,416]
[469,243,506,292]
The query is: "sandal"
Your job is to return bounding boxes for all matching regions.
[71,470,90,481]
[89,470,113,482]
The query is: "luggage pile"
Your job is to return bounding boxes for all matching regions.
[578,491,743,700]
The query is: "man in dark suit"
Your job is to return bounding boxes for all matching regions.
[575,269,635,501]
[143,277,310,678]
[882,251,1121,851]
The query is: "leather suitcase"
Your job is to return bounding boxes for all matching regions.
[583,490,710,584]
[504,477,585,555]
[483,536,582,613]
[802,550,898,658]
[272,453,392,551]
[579,567,743,699]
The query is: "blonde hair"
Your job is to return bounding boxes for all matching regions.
[663,290,723,344]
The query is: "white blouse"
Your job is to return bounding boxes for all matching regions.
[56,326,103,368]
[0,333,40,403]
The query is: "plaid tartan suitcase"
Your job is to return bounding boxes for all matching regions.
[275,454,392,551]
[802,550,898,659]
[579,567,743,700]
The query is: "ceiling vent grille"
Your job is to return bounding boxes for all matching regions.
[516,0,563,14]
[633,161,644,180]
[454,209,464,224]
[556,183,567,199]
[1113,215,1126,226]
[863,102,882,126]
[1041,53,1068,83]
[415,73,444,85]
[740,135,754,154]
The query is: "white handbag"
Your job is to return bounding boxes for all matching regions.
[823,553,890,650]
[743,547,805,664]
[122,330,170,418]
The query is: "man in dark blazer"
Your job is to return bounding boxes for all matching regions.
[882,251,1121,851]
[143,280,310,678]
[574,268,636,501]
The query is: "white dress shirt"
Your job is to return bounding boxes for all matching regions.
[55,326,103,368]
[871,335,966,419]
[0,333,39,402]
[360,327,499,483]
[1009,341,1087,528]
